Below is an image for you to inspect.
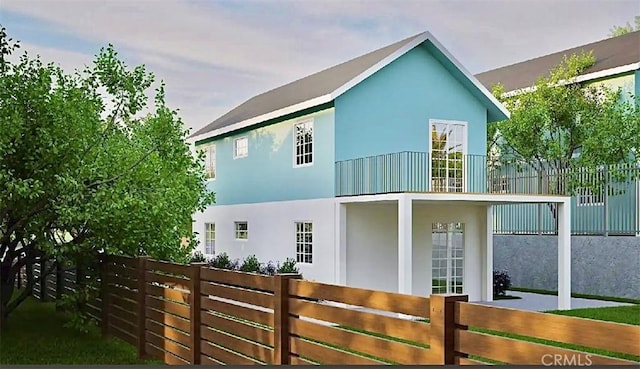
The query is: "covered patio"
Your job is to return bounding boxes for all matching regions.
[333,192,573,310]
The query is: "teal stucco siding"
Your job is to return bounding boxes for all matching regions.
[199,108,335,205]
[334,43,489,162]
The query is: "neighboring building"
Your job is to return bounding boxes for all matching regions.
[475,31,640,236]
[189,32,573,308]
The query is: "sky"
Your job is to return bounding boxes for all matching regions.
[1,0,639,134]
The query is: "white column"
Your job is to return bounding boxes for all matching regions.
[558,200,571,310]
[334,202,347,285]
[398,196,413,295]
[482,205,494,302]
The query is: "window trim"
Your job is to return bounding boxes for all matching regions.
[204,222,215,255]
[233,136,249,159]
[294,221,313,264]
[201,143,216,181]
[576,188,605,207]
[234,221,249,241]
[292,119,314,168]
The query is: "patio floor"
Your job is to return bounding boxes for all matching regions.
[479,290,634,312]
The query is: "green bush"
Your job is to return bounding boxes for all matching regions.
[210,252,236,270]
[277,258,300,274]
[239,255,261,273]
[493,270,512,297]
[190,251,207,263]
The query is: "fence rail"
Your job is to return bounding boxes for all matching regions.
[15,255,640,365]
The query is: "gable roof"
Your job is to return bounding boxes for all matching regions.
[475,31,640,93]
[190,32,509,142]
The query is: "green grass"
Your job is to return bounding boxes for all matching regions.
[510,286,640,304]
[0,296,162,365]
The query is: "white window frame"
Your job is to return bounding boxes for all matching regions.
[234,221,248,240]
[295,221,313,264]
[431,222,465,294]
[200,143,216,180]
[204,223,215,255]
[293,119,314,168]
[234,137,248,159]
[428,119,468,192]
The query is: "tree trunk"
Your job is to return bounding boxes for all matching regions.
[0,259,15,330]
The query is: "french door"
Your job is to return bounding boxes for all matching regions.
[430,120,467,192]
[431,222,464,294]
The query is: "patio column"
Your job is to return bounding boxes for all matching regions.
[557,200,571,310]
[398,196,413,295]
[482,205,494,302]
[334,202,347,285]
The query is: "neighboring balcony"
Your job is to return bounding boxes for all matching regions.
[334,151,571,197]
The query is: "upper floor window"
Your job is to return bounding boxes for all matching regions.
[294,120,313,167]
[235,221,248,240]
[204,223,215,254]
[200,144,216,180]
[234,137,248,159]
[576,188,604,207]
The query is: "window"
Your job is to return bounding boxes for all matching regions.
[204,223,215,254]
[295,222,313,264]
[235,221,248,240]
[490,176,510,194]
[294,120,313,166]
[200,144,216,180]
[430,120,466,193]
[234,137,248,158]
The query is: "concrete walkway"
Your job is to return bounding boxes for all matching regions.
[479,291,633,312]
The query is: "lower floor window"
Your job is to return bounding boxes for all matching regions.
[205,223,215,254]
[235,221,248,240]
[431,222,464,294]
[295,222,313,264]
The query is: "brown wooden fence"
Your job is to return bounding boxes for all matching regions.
[15,255,640,365]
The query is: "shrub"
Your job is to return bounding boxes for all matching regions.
[493,270,512,297]
[260,261,277,276]
[190,251,207,263]
[239,255,262,273]
[210,252,234,269]
[277,258,300,274]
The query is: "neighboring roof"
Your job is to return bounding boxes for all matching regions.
[475,31,640,93]
[190,32,509,141]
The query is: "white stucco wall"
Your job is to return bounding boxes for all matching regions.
[343,201,488,301]
[193,198,337,283]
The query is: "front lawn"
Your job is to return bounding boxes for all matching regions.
[0,296,161,365]
[547,304,640,325]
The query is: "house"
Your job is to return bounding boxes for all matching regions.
[475,31,640,236]
[188,32,573,309]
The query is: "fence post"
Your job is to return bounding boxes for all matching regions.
[189,262,207,365]
[603,166,609,237]
[16,254,21,289]
[273,274,301,365]
[430,294,468,364]
[55,260,63,311]
[39,259,47,301]
[136,256,149,360]
[99,254,110,336]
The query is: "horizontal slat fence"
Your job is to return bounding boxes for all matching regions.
[14,254,640,366]
[453,302,640,365]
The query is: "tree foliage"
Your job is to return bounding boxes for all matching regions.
[0,27,215,327]
[489,51,640,194]
[608,15,640,37]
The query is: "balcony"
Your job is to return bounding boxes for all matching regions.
[334,151,572,197]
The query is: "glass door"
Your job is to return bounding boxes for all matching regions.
[431,222,464,294]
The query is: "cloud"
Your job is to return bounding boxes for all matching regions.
[3,0,639,132]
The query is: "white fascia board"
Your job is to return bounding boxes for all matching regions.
[191,94,333,144]
[501,62,640,98]
[407,192,570,204]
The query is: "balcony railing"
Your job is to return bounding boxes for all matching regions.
[335,152,639,197]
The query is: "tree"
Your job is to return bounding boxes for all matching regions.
[489,51,640,198]
[608,15,640,37]
[0,28,215,328]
